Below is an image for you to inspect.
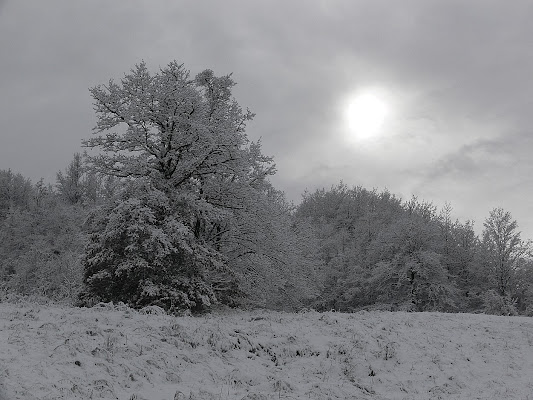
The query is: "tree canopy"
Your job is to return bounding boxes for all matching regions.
[78,61,308,312]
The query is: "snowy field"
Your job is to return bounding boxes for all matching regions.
[1,301,533,399]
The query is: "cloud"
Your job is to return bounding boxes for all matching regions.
[420,133,533,186]
[409,132,533,236]
[1,0,533,235]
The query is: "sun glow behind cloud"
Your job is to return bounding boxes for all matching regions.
[342,88,393,144]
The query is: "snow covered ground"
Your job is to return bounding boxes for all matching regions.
[1,300,533,399]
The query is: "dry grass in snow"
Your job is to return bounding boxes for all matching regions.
[1,300,533,399]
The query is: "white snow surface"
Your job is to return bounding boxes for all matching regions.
[1,301,533,399]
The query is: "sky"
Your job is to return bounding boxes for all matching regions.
[1,1,533,238]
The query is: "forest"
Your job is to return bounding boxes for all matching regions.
[1,60,532,317]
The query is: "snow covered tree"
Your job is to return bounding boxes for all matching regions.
[294,183,406,311]
[367,214,457,311]
[56,153,84,204]
[218,187,322,310]
[79,179,219,312]
[511,260,533,314]
[82,170,101,204]
[0,169,32,216]
[80,61,278,311]
[1,198,87,301]
[482,207,528,296]
[84,61,274,189]
[56,153,105,205]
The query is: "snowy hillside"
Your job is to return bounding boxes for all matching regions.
[1,301,533,399]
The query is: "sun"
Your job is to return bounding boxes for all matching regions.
[344,92,389,141]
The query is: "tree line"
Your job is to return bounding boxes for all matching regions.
[1,60,532,316]
[295,183,532,315]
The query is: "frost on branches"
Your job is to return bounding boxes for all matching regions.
[78,180,220,312]
[79,61,308,312]
[84,61,274,188]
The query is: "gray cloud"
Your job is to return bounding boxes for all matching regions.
[1,1,533,236]
[411,133,533,234]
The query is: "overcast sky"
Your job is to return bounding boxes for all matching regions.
[1,1,533,238]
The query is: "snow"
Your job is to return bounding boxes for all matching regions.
[1,300,533,399]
